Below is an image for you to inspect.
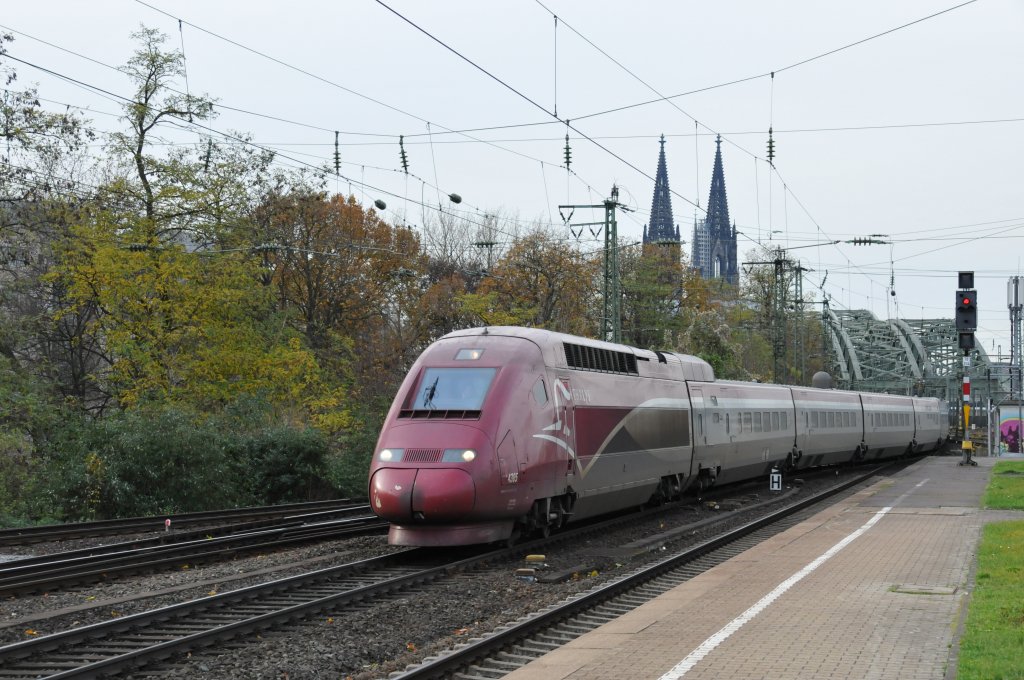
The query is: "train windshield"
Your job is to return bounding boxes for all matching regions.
[411,367,497,411]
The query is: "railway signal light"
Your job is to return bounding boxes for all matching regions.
[956,289,977,331]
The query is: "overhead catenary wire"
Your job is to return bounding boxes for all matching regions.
[373,0,706,214]
[2,1,1006,325]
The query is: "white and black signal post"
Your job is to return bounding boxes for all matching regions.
[957,271,978,466]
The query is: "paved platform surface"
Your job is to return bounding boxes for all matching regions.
[505,455,1011,680]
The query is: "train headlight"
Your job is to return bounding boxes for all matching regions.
[379,448,404,462]
[442,448,476,462]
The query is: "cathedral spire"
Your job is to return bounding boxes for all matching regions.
[644,134,678,243]
[706,135,731,240]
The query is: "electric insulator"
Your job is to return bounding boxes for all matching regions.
[399,135,409,173]
[334,131,341,175]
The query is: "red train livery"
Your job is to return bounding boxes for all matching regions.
[368,327,947,546]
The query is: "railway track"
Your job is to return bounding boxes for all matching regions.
[388,464,886,679]
[0,507,385,596]
[0,499,362,546]
[0,464,890,678]
[0,547,488,679]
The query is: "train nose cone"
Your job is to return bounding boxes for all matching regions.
[411,468,476,520]
[370,467,476,522]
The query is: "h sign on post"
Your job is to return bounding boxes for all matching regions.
[770,468,782,492]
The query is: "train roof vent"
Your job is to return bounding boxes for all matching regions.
[563,342,638,375]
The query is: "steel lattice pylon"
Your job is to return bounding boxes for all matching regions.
[821,306,998,405]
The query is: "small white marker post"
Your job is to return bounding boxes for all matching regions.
[769,467,782,492]
[164,518,171,532]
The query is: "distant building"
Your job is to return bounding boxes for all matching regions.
[692,136,738,285]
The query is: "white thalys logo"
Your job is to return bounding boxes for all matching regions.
[532,379,578,468]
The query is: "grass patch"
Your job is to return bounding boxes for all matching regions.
[983,461,1024,510]
[958,520,1024,678]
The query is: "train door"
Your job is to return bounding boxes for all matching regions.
[689,385,723,486]
[690,386,707,447]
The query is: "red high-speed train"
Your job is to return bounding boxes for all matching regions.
[368,327,948,547]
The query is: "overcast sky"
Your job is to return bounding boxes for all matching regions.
[3,1,1023,356]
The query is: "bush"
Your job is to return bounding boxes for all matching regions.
[41,405,238,518]
[227,425,333,505]
[33,399,345,520]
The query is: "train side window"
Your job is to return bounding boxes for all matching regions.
[532,378,548,406]
[781,412,788,430]
[843,412,850,428]
[827,412,835,428]
[853,413,858,427]
[772,412,780,431]
[698,413,704,436]
[811,411,819,428]
[763,412,771,431]
[743,412,752,433]
[753,412,762,432]
[726,413,730,434]
[713,412,721,423]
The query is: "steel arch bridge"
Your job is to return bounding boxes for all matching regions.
[821,306,997,404]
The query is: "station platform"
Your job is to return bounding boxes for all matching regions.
[505,455,1013,680]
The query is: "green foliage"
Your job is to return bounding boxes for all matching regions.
[958,520,1024,679]
[227,424,333,505]
[34,400,339,520]
[322,399,388,500]
[0,356,64,524]
[42,405,237,518]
